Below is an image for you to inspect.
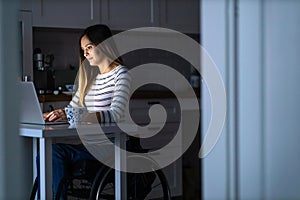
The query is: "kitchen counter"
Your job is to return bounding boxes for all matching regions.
[38,88,200,103]
[38,93,72,102]
[131,88,200,99]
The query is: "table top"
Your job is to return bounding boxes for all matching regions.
[19,122,138,138]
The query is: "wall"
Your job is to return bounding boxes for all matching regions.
[202,0,300,199]
[238,0,265,198]
[264,1,300,199]
[0,0,28,198]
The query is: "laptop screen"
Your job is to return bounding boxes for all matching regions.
[19,82,68,125]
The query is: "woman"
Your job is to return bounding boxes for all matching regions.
[39,24,131,199]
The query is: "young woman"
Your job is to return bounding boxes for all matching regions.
[39,24,131,199]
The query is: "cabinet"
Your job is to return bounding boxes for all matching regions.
[129,98,182,198]
[101,0,199,33]
[101,0,160,30]
[25,0,199,32]
[32,0,100,28]
[159,0,200,33]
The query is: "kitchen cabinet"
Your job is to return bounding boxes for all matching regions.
[101,0,199,33]
[20,0,34,11]
[159,0,200,34]
[31,0,100,28]
[129,98,180,125]
[24,0,199,31]
[129,98,182,198]
[100,0,159,30]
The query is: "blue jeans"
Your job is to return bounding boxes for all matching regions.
[36,143,96,199]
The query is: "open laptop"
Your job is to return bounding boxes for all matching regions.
[19,81,68,125]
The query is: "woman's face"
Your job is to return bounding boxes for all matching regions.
[80,35,103,66]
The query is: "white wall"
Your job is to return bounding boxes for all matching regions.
[264,1,300,199]
[202,0,300,199]
[0,0,28,198]
[238,0,264,199]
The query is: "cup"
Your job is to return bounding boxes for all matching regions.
[64,107,87,125]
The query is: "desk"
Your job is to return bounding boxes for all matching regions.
[19,123,137,200]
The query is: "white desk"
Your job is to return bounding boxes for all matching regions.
[19,123,136,200]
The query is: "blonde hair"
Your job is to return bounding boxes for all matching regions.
[77,59,122,107]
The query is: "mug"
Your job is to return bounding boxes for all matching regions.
[64,107,87,125]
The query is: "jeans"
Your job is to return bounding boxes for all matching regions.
[36,143,96,199]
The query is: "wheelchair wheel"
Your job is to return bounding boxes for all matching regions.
[90,166,171,200]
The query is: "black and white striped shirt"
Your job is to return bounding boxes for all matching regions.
[69,65,131,123]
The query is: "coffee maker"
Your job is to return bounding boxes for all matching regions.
[33,48,54,71]
[33,48,55,92]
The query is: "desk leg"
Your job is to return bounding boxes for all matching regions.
[32,138,38,200]
[115,133,127,200]
[39,138,52,200]
[33,138,37,182]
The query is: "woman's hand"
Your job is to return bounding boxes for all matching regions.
[44,109,67,122]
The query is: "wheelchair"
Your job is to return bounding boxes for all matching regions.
[30,139,171,200]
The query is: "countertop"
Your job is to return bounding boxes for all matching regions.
[38,88,200,103]
[38,93,72,102]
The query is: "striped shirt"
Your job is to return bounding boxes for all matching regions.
[69,65,131,123]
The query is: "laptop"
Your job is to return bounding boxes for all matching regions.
[19,81,68,125]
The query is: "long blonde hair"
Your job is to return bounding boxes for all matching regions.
[76,25,123,106]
